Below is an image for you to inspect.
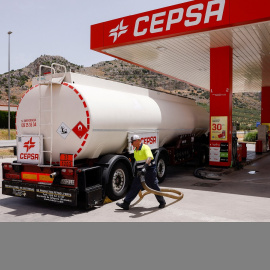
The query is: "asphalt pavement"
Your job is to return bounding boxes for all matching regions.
[0,144,270,222]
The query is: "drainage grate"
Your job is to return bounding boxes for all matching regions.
[192,182,218,187]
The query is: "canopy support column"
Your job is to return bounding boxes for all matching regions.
[261,87,270,127]
[209,46,233,167]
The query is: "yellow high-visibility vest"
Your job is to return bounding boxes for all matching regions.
[134,144,155,171]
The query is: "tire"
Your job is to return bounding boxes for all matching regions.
[106,162,131,201]
[156,153,167,183]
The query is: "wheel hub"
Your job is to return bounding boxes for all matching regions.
[112,169,125,193]
[157,159,165,178]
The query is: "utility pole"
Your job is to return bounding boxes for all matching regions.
[8,31,12,140]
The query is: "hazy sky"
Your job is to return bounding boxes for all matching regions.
[0,0,191,74]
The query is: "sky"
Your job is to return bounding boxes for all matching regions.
[0,0,191,74]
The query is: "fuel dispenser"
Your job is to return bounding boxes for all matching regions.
[232,126,242,166]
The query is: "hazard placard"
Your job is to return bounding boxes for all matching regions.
[57,122,71,139]
[60,153,74,167]
[72,121,88,139]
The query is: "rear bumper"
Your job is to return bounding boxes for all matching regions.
[2,180,77,206]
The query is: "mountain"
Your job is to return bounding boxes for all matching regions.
[0,55,81,106]
[0,55,261,130]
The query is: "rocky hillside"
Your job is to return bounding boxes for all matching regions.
[0,55,81,105]
[0,55,261,129]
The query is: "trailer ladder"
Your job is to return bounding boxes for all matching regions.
[38,63,66,165]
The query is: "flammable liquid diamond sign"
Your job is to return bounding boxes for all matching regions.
[72,121,88,139]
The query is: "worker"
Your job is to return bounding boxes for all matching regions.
[116,135,166,210]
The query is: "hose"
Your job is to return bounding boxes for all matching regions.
[193,167,222,180]
[130,175,184,208]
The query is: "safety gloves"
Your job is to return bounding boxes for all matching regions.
[136,163,149,178]
[141,163,149,175]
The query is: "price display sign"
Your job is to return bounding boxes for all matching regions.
[60,154,74,167]
[211,116,228,141]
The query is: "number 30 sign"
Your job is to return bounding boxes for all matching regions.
[210,116,228,141]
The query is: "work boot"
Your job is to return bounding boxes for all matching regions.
[158,203,166,209]
[116,201,130,210]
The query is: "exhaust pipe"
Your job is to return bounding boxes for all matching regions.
[50,171,59,179]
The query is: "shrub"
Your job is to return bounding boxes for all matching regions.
[244,132,258,142]
[0,111,16,128]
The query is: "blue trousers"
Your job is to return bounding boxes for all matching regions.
[124,167,166,205]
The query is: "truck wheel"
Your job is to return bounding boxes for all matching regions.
[106,162,130,201]
[156,154,167,183]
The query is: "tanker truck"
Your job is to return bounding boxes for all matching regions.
[2,63,209,209]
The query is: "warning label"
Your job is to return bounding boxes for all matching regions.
[57,122,71,139]
[36,188,76,205]
[60,153,74,167]
[3,182,36,199]
[72,121,88,139]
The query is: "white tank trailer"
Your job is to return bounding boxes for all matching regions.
[2,66,209,208]
[17,71,209,163]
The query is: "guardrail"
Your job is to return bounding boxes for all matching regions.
[0,140,17,155]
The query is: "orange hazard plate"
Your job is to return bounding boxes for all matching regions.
[60,154,74,167]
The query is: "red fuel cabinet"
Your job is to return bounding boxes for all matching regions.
[237,144,242,162]
[256,140,262,154]
[239,142,247,160]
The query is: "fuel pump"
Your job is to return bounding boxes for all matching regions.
[232,126,238,166]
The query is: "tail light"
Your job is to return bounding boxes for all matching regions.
[3,164,12,170]
[5,173,21,180]
[61,169,74,176]
[3,164,21,180]
[59,169,75,186]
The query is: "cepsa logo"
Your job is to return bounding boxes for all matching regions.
[20,137,39,160]
[23,137,35,152]
[141,136,157,145]
[108,0,225,42]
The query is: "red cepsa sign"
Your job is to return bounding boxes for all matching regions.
[60,154,74,167]
[91,0,229,49]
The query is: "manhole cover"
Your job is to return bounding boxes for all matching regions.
[192,182,218,187]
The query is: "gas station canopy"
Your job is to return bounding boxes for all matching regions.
[91,0,270,93]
